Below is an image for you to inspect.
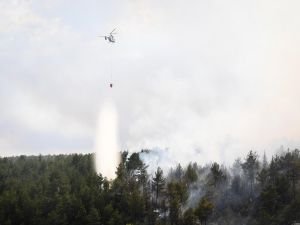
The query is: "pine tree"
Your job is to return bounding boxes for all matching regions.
[209,162,225,188]
[152,167,165,207]
[184,163,198,185]
[195,197,214,225]
[242,151,259,196]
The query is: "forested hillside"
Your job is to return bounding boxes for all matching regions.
[0,149,299,225]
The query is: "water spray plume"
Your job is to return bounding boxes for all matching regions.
[94,100,120,180]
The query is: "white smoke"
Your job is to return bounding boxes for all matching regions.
[94,100,120,179]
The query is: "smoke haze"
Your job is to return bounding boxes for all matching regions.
[0,0,300,170]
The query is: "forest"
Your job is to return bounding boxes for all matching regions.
[0,149,299,225]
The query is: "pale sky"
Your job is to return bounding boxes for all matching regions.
[1,0,300,166]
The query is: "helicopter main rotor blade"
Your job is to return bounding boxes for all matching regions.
[110,28,117,34]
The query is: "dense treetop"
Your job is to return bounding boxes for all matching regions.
[0,149,299,225]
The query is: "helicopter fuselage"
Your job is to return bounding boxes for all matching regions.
[105,35,115,43]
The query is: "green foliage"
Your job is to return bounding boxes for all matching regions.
[0,154,101,225]
[184,163,198,185]
[195,197,214,225]
[209,162,226,188]
[183,208,196,225]
[242,151,259,195]
[254,149,300,225]
[152,167,165,207]
[0,149,299,225]
[167,181,188,225]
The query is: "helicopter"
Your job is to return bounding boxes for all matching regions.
[99,28,117,43]
[99,29,116,88]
